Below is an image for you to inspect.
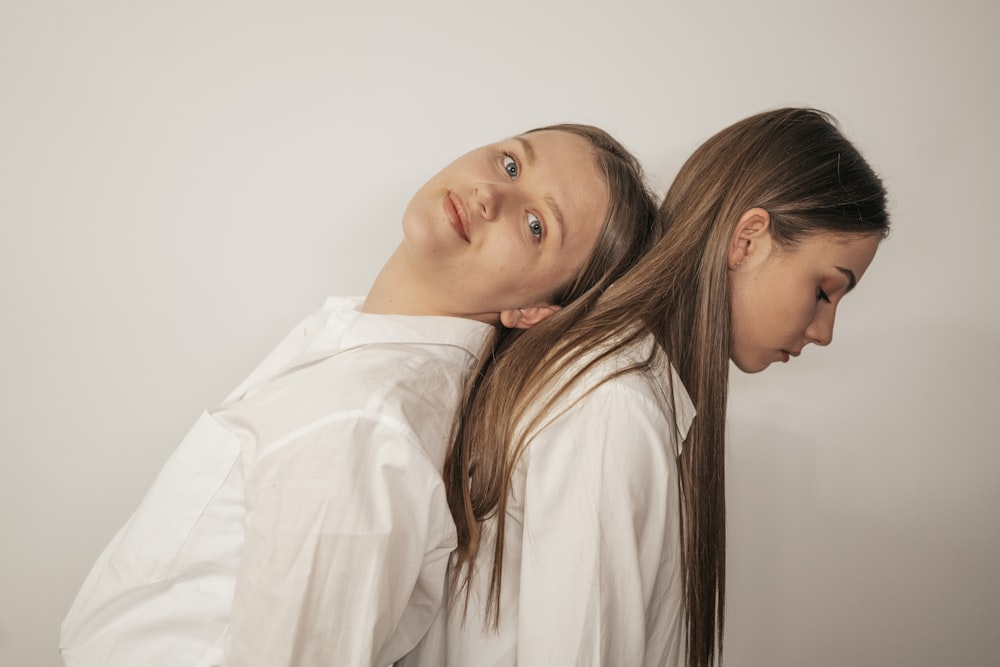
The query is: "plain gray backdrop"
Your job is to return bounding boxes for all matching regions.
[2,1,997,665]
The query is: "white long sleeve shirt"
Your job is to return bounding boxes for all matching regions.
[399,335,696,667]
[60,296,493,667]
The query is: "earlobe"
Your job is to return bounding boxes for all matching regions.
[728,207,772,270]
[499,304,561,330]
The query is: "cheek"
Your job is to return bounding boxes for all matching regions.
[478,247,532,295]
[730,304,759,352]
[751,273,810,323]
[732,281,803,348]
[483,229,574,303]
[782,292,820,331]
[505,259,562,304]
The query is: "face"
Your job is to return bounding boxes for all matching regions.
[399,130,609,325]
[729,229,881,373]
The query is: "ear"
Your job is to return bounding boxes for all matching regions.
[727,207,772,270]
[499,304,561,330]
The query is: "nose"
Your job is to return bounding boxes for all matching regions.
[473,181,505,222]
[804,307,836,347]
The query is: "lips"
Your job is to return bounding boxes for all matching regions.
[444,192,470,243]
[780,349,801,363]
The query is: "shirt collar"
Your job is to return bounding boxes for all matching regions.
[325,296,494,365]
[634,335,696,452]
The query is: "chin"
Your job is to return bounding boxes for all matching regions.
[730,356,771,374]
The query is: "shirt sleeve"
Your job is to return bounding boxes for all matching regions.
[516,380,681,666]
[222,414,456,667]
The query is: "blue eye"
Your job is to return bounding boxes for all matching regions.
[527,213,543,241]
[502,154,518,180]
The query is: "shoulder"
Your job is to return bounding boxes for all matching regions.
[513,333,698,477]
[522,342,680,467]
[516,352,680,518]
[222,338,477,470]
[533,334,690,436]
[541,367,672,441]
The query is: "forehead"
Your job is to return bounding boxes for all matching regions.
[514,130,609,230]
[513,129,600,177]
[790,231,881,276]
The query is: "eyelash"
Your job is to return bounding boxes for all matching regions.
[527,213,543,242]
[501,152,519,180]
[500,151,544,243]
[817,288,831,303]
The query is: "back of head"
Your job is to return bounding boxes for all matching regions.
[445,122,661,623]
[662,107,888,264]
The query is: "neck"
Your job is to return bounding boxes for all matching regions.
[362,246,425,315]
[362,245,497,325]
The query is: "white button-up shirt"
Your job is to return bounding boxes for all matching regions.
[399,335,696,667]
[60,296,493,667]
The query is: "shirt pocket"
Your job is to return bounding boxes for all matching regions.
[112,411,240,582]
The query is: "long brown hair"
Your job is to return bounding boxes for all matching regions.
[445,121,661,610]
[447,109,890,667]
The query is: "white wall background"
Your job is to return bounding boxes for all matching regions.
[2,1,997,665]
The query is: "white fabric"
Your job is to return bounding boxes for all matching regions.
[399,335,696,667]
[60,296,493,667]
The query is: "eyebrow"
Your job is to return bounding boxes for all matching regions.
[544,194,566,249]
[514,136,536,165]
[514,135,565,247]
[837,266,858,292]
